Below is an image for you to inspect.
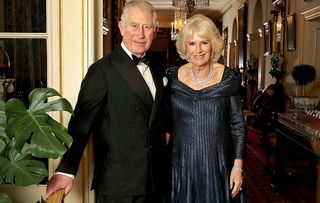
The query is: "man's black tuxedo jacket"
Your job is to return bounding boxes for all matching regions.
[57,46,170,197]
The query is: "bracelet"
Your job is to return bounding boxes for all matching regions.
[232,166,243,173]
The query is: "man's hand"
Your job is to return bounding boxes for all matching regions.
[45,174,74,199]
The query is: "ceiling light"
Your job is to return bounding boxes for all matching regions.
[170,0,209,40]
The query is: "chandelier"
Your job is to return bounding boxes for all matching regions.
[171,8,187,40]
[172,0,210,12]
[171,0,209,40]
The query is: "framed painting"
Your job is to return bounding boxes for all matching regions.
[263,21,272,55]
[286,13,296,51]
[238,4,247,70]
[271,0,285,55]
[222,27,228,65]
[112,0,126,48]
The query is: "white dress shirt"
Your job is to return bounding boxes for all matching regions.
[56,43,157,179]
[121,42,156,100]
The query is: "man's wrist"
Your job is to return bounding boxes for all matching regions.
[55,172,75,180]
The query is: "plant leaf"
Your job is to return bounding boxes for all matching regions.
[0,155,47,186]
[0,192,12,203]
[0,139,5,154]
[5,88,73,159]
[0,147,47,186]
[0,103,8,140]
[0,100,5,111]
[30,116,72,158]
[28,88,73,114]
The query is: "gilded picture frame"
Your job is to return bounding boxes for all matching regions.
[263,21,272,55]
[286,13,296,51]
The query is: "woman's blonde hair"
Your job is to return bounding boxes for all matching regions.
[175,14,224,63]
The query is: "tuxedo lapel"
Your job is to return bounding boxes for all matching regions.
[148,62,165,126]
[113,47,153,110]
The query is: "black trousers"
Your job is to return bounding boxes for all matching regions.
[96,195,147,203]
[95,194,167,203]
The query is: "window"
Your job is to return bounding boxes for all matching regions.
[0,0,54,103]
[0,0,60,184]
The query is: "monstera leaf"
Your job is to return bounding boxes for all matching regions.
[0,147,47,186]
[0,101,6,154]
[4,88,73,159]
[0,89,73,201]
[0,191,12,203]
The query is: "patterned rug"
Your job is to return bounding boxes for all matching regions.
[244,129,316,203]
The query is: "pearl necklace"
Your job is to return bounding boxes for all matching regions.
[189,64,214,86]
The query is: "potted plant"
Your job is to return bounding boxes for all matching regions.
[0,87,73,203]
[291,64,318,111]
[291,64,316,96]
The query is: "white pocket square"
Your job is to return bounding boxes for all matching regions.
[163,77,168,86]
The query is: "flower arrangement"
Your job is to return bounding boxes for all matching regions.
[270,52,283,72]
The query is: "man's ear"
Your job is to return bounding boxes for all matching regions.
[118,21,124,36]
[153,26,159,39]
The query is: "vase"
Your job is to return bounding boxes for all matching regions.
[293,96,319,111]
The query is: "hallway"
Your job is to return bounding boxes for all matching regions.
[245,127,316,203]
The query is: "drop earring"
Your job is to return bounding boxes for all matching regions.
[211,51,215,59]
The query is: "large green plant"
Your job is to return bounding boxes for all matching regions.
[0,88,73,202]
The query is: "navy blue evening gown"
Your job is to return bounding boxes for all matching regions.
[168,66,247,203]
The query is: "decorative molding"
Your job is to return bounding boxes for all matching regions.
[299,6,320,63]
[0,32,47,38]
[47,0,62,185]
[301,5,320,21]
[220,4,233,19]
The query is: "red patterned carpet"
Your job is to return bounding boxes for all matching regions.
[245,127,316,203]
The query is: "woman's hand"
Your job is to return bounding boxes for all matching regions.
[229,166,243,198]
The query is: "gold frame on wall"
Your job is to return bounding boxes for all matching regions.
[119,0,125,15]
[237,4,247,70]
[222,27,228,65]
[286,13,296,51]
[263,21,272,56]
[112,0,126,48]
[272,0,285,55]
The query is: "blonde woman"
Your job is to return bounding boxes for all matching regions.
[168,14,246,203]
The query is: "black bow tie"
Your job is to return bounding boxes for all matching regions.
[132,54,150,65]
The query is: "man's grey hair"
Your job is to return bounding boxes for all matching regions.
[120,0,158,26]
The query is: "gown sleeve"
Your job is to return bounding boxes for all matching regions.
[229,84,246,159]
